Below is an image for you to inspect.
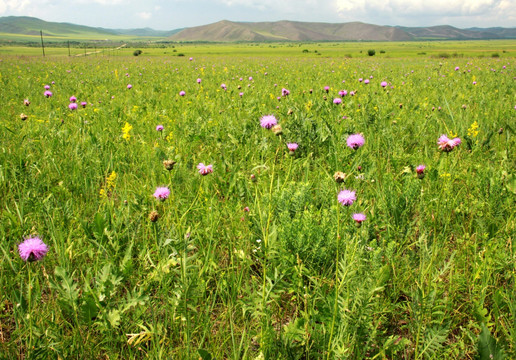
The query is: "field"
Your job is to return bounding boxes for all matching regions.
[0,42,515,359]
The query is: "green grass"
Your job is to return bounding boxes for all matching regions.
[0,45,514,359]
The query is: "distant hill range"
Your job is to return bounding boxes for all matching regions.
[0,16,515,42]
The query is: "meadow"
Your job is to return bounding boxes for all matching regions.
[0,43,515,359]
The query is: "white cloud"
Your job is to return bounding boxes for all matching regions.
[137,11,152,20]
[0,0,31,14]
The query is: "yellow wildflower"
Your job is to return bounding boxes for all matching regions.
[467,121,479,137]
[122,122,133,141]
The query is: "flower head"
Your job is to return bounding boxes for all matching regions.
[352,213,366,224]
[221,83,227,90]
[333,171,346,183]
[333,98,342,105]
[69,96,77,102]
[324,86,330,92]
[438,134,461,152]
[197,163,213,175]
[179,90,186,96]
[18,236,48,262]
[81,101,87,108]
[68,103,78,110]
[44,90,53,97]
[260,114,278,129]
[44,85,50,90]
[381,81,388,87]
[156,125,164,132]
[197,78,202,84]
[346,134,365,150]
[281,88,290,96]
[416,164,426,179]
[338,189,356,206]
[24,99,30,106]
[339,90,347,97]
[127,84,132,89]
[153,187,170,201]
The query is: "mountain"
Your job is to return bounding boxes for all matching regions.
[0,16,514,42]
[168,20,413,42]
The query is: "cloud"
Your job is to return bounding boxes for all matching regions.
[0,0,31,14]
[137,11,152,20]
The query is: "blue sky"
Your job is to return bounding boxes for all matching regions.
[1,0,515,30]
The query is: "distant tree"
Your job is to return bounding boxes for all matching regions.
[133,49,142,56]
[367,49,376,56]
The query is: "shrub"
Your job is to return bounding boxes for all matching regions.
[368,49,376,56]
[133,49,142,56]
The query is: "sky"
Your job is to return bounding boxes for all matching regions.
[0,0,515,30]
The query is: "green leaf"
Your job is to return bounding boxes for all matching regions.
[197,349,213,360]
[478,324,505,360]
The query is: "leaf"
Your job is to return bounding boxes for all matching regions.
[478,324,505,360]
[106,309,121,328]
[197,349,213,360]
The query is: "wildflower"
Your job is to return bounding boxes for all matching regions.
[122,122,133,141]
[20,113,28,121]
[44,90,53,97]
[324,86,330,92]
[260,114,278,129]
[438,134,461,152]
[467,121,479,137]
[179,91,186,96]
[163,160,176,170]
[239,92,244,97]
[364,79,370,84]
[339,90,347,97]
[381,81,388,87]
[287,142,298,155]
[197,78,201,83]
[69,103,78,110]
[333,171,346,183]
[81,101,87,108]
[352,213,366,224]
[69,96,77,102]
[346,134,365,150]
[249,76,253,81]
[272,124,283,135]
[18,236,48,262]
[338,189,356,206]
[127,84,132,89]
[221,83,227,90]
[156,125,164,132]
[44,85,50,90]
[153,187,170,201]
[416,165,426,179]
[243,207,250,212]
[358,78,363,82]
[281,88,290,96]
[149,211,159,222]
[333,98,342,105]
[197,163,213,175]
[455,66,460,71]
[100,171,117,199]
[24,99,30,106]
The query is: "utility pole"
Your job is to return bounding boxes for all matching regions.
[40,30,45,57]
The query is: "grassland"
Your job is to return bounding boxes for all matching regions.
[0,42,515,359]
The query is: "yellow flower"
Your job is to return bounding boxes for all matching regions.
[100,171,117,199]
[122,122,133,141]
[467,121,479,137]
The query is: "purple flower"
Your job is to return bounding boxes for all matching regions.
[260,114,278,129]
[44,90,53,97]
[179,90,186,96]
[324,86,330,92]
[338,189,356,206]
[69,96,77,102]
[364,79,370,84]
[416,165,426,174]
[281,88,290,96]
[68,103,78,110]
[156,125,164,131]
[358,78,363,82]
[239,92,244,97]
[18,236,48,262]
[333,98,342,105]
[44,85,50,90]
[81,101,87,108]
[287,143,298,152]
[346,134,365,150]
[249,76,253,81]
[352,213,366,224]
[221,83,227,90]
[153,187,170,201]
[473,81,477,85]
[339,90,347,97]
[455,66,460,71]
[381,81,388,87]
[127,84,132,89]
[438,135,461,152]
[197,78,202,84]
[197,163,213,175]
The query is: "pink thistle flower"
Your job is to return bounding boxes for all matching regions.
[333,98,342,105]
[324,86,330,92]
[239,92,244,97]
[69,96,77,102]
[18,236,48,262]
[260,114,278,129]
[44,90,53,97]
[364,79,370,84]
[24,99,31,106]
[352,213,366,224]
[358,78,363,82]
[44,85,50,90]
[221,83,227,90]
[156,125,164,131]
[197,78,202,83]
[438,135,461,152]
[339,90,348,97]
[249,76,253,81]
[281,88,290,96]
[381,81,388,87]
[455,66,460,71]
[68,103,78,110]
[416,164,426,178]
[127,84,132,89]
[346,134,365,150]
[197,163,213,175]
[153,187,170,201]
[81,101,87,108]
[179,90,186,96]
[243,206,250,212]
[287,143,298,153]
[338,189,356,206]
